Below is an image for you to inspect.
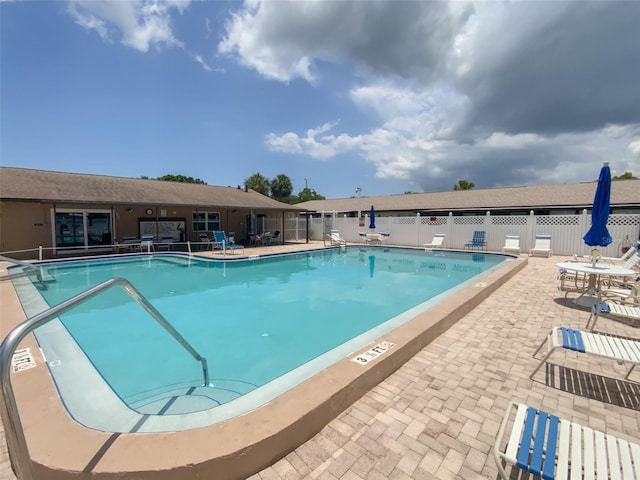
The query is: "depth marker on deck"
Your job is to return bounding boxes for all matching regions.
[11,347,36,373]
[352,341,395,365]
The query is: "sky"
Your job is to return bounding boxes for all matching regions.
[1,0,640,199]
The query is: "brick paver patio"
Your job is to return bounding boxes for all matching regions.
[2,251,639,479]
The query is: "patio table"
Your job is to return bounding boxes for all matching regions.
[556,261,636,307]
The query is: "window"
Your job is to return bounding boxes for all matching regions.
[192,211,220,232]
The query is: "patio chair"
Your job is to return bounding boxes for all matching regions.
[585,300,640,331]
[529,234,552,257]
[199,233,213,251]
[329,230,347,246]
[494,401,640,480]
[464,231,486,250]
[139,235,155,252]
[501,235,521,255]
[266,230,281,245]
[529,326,640,380]
[116,236,138,253]
[601,277,640,305]
[423,233,445,250]
[213,231,244,254]
[557,267,587,303]
[157,235,174,251]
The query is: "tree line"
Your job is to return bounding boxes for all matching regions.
[243,173,326,204]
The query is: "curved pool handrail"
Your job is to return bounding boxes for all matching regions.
[0,255,46,287]
[0,276,210,480]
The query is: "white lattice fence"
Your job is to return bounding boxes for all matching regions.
[311,213,640,256]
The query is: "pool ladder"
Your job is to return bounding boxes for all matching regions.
[0,276,210,480]
[0,255,51,289]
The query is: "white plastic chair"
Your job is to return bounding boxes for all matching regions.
[501,235,521,255]
[423,233,445,250]
[329,230,347,246]
[529,234,552,257]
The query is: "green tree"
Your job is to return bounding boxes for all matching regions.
[453,179,475,190]
[270,173,294,202]
[244,172,270,196]
[292,187,326,204]
[148,174,207,184]
[612,172,637,180]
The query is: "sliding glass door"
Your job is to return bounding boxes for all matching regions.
[54,210,112,251]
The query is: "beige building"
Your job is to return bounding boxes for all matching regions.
[0,167,306,259]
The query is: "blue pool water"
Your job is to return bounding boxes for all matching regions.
[22,247,506,428]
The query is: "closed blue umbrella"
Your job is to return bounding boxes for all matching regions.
[369,205,376,230]
[583,162,613,247]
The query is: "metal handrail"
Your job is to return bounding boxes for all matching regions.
[0,255,45,286]
[0,277,209,480]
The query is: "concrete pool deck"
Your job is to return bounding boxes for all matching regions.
[1,243,639,479]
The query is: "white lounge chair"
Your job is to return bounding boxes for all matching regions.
[586,300,640,331]
[495,401,640,480]
[573,244,637,264]
[529,234,552,257]
[620,250,640,270]
[530,326,640,380]
[328,230,347,246]
[423,233,445,250]
[501,235,521,255]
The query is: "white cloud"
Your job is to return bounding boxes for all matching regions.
[265,78,640,190]
[244,0,640,190]
[67,0,186,52]
[629,139,640,156]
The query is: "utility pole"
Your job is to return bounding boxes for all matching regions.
[356,187,362,222]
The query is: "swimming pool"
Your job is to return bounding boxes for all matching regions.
[15,247,506,433]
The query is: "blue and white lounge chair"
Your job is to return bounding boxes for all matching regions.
[529,234,552,257]
[423,233,445,250]
[464,231,486,250]
[530,326,640,380]
[495,401,640,480]
[213,231,244,254]
[586,300,640,331]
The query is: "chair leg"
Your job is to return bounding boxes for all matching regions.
[625,364,636,380]
[530,334,553,379]
[586,301,604,331]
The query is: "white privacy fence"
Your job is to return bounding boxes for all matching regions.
[310,211,640,257]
